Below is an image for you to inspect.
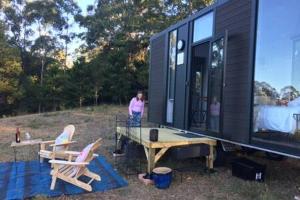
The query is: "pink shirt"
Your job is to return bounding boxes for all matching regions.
[129,97,145,116]
[210,102,220,116]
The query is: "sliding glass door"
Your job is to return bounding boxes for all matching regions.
[189,36,226,134]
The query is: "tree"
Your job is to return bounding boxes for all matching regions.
[76,0,214,104]
[43,63,69,111]
[0,22,22,115]
[4,0,32,70]
[0,0,216,116]
[24,0,79,112]
[68,58,93,107]
[280,86,300,101]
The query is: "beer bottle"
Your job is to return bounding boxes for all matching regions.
[16,127,21,143]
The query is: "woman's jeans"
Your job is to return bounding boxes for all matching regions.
[129,111,141,127]
[119,111,142,151]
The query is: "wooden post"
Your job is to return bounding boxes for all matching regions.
[154,148,169,163]
[207,144,214,169]
[147,148,155,174]
[40,143,45,163]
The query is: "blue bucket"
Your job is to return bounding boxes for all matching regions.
[152,167,172,189]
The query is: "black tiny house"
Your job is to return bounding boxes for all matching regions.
[148,0,300,158]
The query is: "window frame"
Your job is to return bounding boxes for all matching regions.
[251,0,300,147]
[193,11,215,44]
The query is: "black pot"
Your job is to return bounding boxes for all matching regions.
[149,129,159,142]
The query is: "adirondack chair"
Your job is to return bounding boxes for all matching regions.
[49,138,102,192]
[39,124,76,163]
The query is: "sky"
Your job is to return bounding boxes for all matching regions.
[254,0,300,93]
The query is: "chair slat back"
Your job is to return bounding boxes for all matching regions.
[63,124,75,141]
[55,124,75,151]
[76,138,102,177]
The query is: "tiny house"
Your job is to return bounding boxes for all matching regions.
[148,0,300,158]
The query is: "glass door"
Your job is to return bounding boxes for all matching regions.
[189,42,210,130]
[207,34,227,134]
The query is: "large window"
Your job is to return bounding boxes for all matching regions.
[166,30,177,123]
[253,0,300,142]
[193,12,214,43]
[208,38,224,133]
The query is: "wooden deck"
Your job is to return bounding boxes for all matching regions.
[116,127,217,173]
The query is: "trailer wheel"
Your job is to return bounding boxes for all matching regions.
[265,152,286,161]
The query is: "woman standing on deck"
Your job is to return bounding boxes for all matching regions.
[128,91,145,127]
[113,91,145,156]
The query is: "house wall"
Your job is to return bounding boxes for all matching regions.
[173,24,189,129]
[148,0,255,143]
[148,34,168,124]
[215,0,254,143]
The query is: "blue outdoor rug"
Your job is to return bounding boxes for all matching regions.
[0,156,128,200]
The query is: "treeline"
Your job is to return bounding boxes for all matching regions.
[0,0,214,116]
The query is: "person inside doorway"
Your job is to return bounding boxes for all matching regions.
[210,96,220,132]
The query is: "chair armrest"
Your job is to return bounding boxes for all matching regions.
[49,141,77,147]
[64,151,99,157]
[40,140,55,145]
[49,159,89,166]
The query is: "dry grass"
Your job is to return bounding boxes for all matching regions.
[0,105,300,200]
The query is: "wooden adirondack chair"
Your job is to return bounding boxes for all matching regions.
[49,138,102,192]
[39,124,76,163]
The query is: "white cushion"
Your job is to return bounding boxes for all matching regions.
[54,131,70,151]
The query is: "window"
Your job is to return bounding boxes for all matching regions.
[193,12,214,43]
[208,38,224,133]
[166,30,177,123]
[253,0,300,141]
[168,30,177,100]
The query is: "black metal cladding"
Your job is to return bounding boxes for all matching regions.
[215,0,253,143]
[148,34,168,124]
[174,24,189,129]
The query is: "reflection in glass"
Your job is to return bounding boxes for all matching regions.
[166,30,177,123]
[193,12,214,43]
[208,38,224,133]
[253,0,300,142]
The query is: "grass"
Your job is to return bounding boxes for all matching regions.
[0,105,300,200]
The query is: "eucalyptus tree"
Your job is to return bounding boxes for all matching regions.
[56,0,80,70]
[0,22,22,115]
[24,0,79,111]
[3,0,32,70]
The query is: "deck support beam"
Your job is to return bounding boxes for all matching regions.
[117,127,216,174]
[143,147,169,173]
